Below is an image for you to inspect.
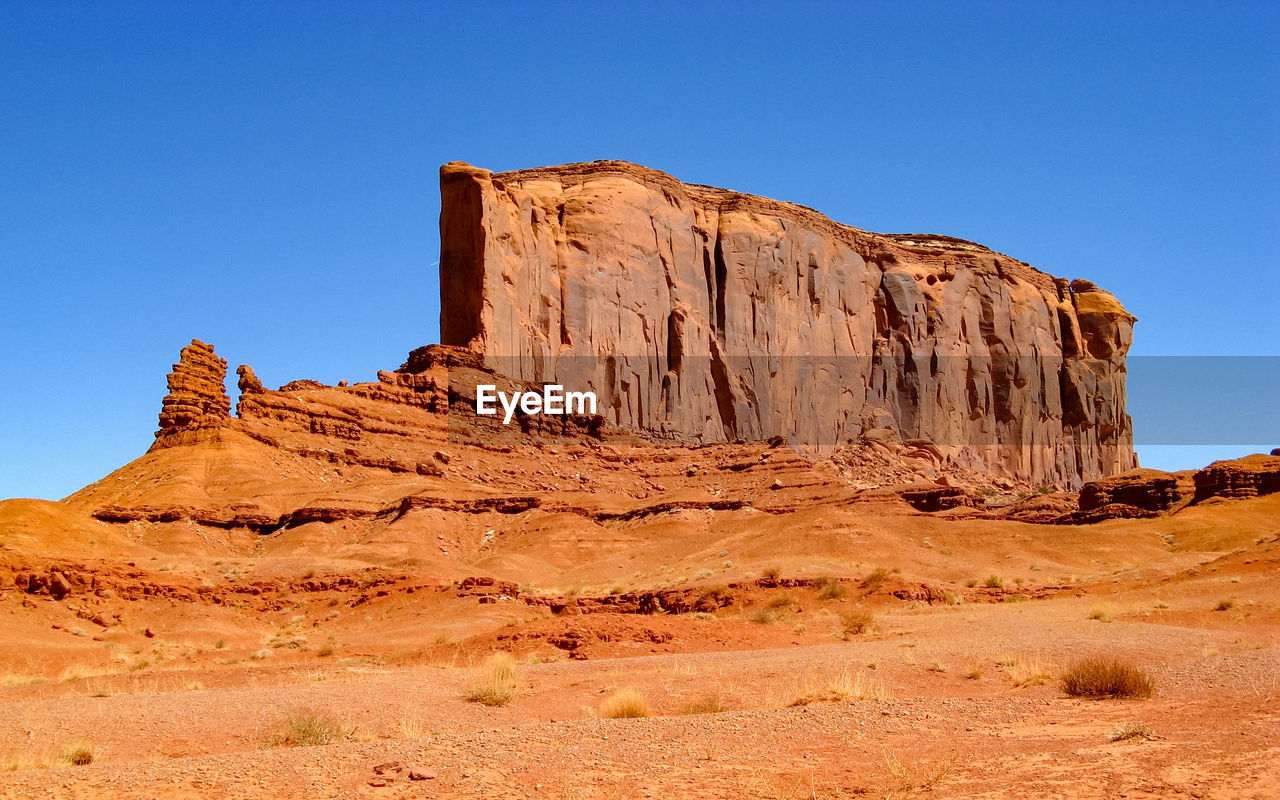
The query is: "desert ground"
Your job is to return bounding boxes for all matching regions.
[2,430,1277,799]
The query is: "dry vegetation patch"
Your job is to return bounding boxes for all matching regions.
[599,688,651,718]
[787,665,888,706]
[681,693,728,715]
[816,576,846,600]
[1002,653,1054,687]
[1061,657,1155,699]
[466,652,519,707]
[60,741,96,766]
[1109,722,1158,741]
[883,747,954,798]
[838,608,875,637]
[264,711,353,748]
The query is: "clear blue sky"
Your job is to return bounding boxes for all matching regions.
[2,1,1277,500]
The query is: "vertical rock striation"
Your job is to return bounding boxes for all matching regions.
[438,160,1137,487]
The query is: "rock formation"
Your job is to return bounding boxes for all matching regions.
[1078,468,1190,513]
[438,160,1137,487]
[1193,454,1280,501]
[153,339,231,445]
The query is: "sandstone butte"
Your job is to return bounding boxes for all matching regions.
[440,160,1137,488]
[59,160,1279,534]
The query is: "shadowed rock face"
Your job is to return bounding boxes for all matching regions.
[438,160,1137,487]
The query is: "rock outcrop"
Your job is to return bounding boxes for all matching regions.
[153,339,231,444]
[438,160,1137,487]
[1078,468,1192,514]
[1193,454,1280,501]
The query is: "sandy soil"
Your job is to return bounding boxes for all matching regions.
[2,444,1278,798]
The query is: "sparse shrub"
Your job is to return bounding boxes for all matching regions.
[1061,657,1154,699]
[59,664,108,683]
[599,688,651,718]
[860,568,890,593]
[751,608,781,625]
[816,576,846,600]
[963,658,984,679]
[1088,605,1111,622]
[213,639,227,650]
[1036,485,1054,495]
[318,636,336,657]
[983,575,1004,589]
[681,694,727,715]
[267,619,307,649]
[839,608,874,636]
[965,579,978,588]
[787,665,887,706]
[765,592,796,609]
[884,748,954,794]
[1109,722,1157,741]
[761,566,782,581]
[1005,654,1054,687]
[466,652,518,706]
[1214,598,1235,611]
[251,649,271,660]
[60,741,96,766]
[265,711,352,747]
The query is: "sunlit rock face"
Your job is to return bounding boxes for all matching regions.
[439,160,1136,487]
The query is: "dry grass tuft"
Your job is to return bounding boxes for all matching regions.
[859,568,890,593]
[60,740,96,766]
[983,575,1004,589]
[787,665,888,706]
[816,576,846,600]
[963,657,985,680]
[751,607,782,625]
[1109,722,1157,741]
[838,608,874,637]
[1061,657,1155,699]
[59,664,113,683]
[883,747,954,798]
[465,652,519,707]
[599,688,651,718]
[1088,605,1111,622]
[395,707,427,739]
[1006,654,1054,687]
[265,711,352,747]
[1214,598,1235,611]
[681,693,728,715]
[765,592,797,609]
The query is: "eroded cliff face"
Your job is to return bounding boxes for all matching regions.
[438,161,1137,487]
